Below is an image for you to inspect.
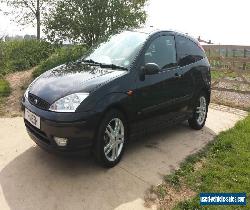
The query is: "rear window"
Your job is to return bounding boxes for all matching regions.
[176,35,206,67]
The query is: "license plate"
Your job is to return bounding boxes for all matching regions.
[25,108,40,129]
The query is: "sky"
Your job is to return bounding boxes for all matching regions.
[0,0,250,45]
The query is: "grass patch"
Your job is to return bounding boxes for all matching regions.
[33,45,86,78]
[155,114,250,210]
[155,185,168,199]
[0,40,56,75]
[0,79,11,97]
[0,98,4,115]
[211,70,238,80]
[0,79,10,115]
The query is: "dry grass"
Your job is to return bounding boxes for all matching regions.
[144,183,196,210]
[0,69,34,117]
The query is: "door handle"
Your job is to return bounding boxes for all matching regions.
[175,73,183,79]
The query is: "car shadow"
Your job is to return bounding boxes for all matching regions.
[0,122,216,210]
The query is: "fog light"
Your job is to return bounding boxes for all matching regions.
[54,137,68,147]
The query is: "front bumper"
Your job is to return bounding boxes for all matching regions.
[22,97,101,154]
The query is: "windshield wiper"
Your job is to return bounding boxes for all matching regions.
[100,63,128,71]
[82,59,128,71]
[82,59,101,65]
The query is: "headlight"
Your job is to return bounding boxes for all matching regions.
[24,88,29,98]
[49,93,89,112]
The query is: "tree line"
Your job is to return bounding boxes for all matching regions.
[0,0,147,46]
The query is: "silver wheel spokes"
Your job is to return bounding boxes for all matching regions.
[196,96,207,125]
[104,118,124,162]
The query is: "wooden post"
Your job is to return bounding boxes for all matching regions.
[232,49,236,70]
[233,49,236,57]
[243,48,246,70]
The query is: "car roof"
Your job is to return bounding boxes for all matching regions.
[131,27,199,44]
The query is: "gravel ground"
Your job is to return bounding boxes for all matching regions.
[211,90,250,111]
[214,80,250,92]
[211,74,250,111]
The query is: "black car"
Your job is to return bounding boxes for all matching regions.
[22,28,211,167]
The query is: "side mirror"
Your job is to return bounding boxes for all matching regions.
[144,63,160,75]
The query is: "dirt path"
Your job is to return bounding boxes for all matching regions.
[1,69,34,117]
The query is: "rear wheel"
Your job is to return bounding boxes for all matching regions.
[93,109,127,167]
[188,92,208,130]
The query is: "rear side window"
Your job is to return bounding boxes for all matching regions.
[176,35,206,67]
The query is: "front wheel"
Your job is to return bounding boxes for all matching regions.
[93,109,127,167]
[188,92,208,130]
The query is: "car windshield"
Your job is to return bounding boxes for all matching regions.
[84,31,148,69]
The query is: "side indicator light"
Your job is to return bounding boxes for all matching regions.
[127,90,133,96]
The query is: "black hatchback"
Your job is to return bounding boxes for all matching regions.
[22,28,211,167]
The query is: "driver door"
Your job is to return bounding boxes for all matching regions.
[135,34,181,118]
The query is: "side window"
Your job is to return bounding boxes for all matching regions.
[144,35,177,69]
[176,36,206,67]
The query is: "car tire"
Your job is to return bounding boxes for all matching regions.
[188,92,208,130]
[93,109,127,167]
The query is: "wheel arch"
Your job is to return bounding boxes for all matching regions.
[103,104,129,124]
[93,92,134,138]
[200,87,211,104]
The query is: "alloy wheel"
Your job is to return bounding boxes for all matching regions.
[196,96,207,125]
[103,118,125,162]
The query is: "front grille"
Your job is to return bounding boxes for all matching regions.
[28,93,50,110]
[25,119,51,145]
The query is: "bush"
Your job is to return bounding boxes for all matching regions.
[33,45,86,78]
[0,40,56,75]
[0,79,11,97]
